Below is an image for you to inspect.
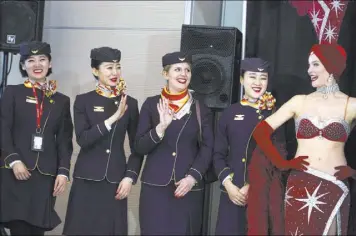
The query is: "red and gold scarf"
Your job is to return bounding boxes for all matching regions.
[241,91,276,111]
[95,78,126,98]
[161,86,189,113]
[24,79,57,98]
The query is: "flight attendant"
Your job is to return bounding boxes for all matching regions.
[135,51,214,235]
[214,58,276,235]
[0,41,73,235]
[63,47,142,235]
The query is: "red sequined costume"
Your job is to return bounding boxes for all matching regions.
[247,43,356,235]
[247,114,355,235]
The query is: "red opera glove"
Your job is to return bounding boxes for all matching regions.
[252,120,309,171]
[334,166,356,181]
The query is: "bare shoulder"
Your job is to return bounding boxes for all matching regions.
[345,96,356,120]
[289,94,307,103]
[348,96,356,105]
[347,96,356,110]
[285,94,306,111]
[265,94,306,130]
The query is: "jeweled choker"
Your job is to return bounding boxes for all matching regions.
[316,83,340,99]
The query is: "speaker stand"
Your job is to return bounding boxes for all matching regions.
[202,183,212,235]
[1,51,10,95]
[201,112,221,235]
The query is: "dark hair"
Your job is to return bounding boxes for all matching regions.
[91,59,105,80]
[19,54,52,78]
[240,69,246,77]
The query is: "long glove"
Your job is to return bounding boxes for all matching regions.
[334,166,356,181]
[252,120,309,171]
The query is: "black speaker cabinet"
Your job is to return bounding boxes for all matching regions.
[180,24,242,110]
[0,0,45,53]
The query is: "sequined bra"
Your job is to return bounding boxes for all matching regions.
[295,115,350,142]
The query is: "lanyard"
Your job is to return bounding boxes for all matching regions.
[32,86,45,133]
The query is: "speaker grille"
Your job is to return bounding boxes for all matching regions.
[190,57,223,95]
[181,27,237,57]
[181,25,242,109]
[0,1,44,53]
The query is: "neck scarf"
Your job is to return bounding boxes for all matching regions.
[161,86,189,113]
[241,91,276,111]
[24,78,57,98]
[95,78,126,98]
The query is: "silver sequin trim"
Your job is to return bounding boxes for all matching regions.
[305,167,349,236]
[294,115,350,136]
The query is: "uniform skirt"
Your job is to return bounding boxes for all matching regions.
[285,167,350,235]
[62,178,127,235]
[0,168,60,231]
[215,191,247,235]
[139,182,204,235]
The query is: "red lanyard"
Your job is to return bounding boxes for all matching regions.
[32,86,45,131]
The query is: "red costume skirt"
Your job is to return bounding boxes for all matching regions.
[285,167,350,235]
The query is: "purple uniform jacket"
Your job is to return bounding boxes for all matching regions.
[135,95,214,189]
[213,102,272,190]
[0,84,73,178]
[72,91,143,184]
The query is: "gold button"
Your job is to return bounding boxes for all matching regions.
[258,116,262,120]
[106,149,110,154]
[172,152,176,156]
[242,158,246,162]
[114,101,118,105]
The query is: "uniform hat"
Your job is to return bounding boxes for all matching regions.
[90,47,121,62]
[241,57,270,73]
[19,41,51,57]
[162,51,192,67]
[310,44,346,79]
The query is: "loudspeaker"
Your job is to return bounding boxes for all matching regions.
[180,24,242,110]
[0,0,45,53]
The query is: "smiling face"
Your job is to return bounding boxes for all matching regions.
[22,54,52,82]
[241,71,268,100]
[163,62,192,94]
[93,62,121,87]
[308,53,330,88]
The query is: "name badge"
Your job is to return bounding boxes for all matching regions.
[31,133,44,152]
[26,99,37,104]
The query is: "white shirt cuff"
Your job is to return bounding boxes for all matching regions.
[58,174,69,180]
[155,126,164,139]
[9,160,22,168]
[123,177,133,183]
[104,120,112,131]
[222,175,232,186]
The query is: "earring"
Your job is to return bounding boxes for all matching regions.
[328,74,335,83]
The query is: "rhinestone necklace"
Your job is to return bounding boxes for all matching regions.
[316,83,340,99]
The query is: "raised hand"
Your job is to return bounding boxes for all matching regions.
[105,94,128,127]
[157,98,173,132]
[114,94,128,120]
[334,166,356,181]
